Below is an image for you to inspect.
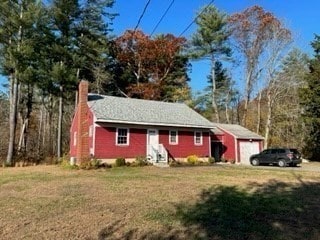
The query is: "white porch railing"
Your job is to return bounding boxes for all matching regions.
[147,144,168,163]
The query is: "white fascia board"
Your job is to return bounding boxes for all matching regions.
[95,119,214,129]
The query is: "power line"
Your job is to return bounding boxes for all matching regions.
[134,0,152,32]
[150,0,175,37]
[178,0,214,37]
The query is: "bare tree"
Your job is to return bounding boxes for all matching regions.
[260,24,292,148]
[268,49,309,148]
[229,6,283,127]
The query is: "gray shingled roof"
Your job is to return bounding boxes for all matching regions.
[213,123,264,140]
[87,94,213,129]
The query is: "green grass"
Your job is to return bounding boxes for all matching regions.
[0,172,55,185]
[0,164,319,239]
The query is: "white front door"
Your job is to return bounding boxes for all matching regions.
[147,129,159,146]
[147,129,159,159]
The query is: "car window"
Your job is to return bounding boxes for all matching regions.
[262,150,270,154]
[290,149,299,154]
[271,149,278,154]
[277,149,286,154]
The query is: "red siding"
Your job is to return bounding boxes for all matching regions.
[70,106,94,158]
[211,129,263,163]
[93,127,210,159]
[94,127,147,158]
[70,108,79,157]
[71,105,211,160]
[221,131,236,162]
[159,130,210,158]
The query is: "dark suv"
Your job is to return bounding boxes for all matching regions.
[250,148,302,167]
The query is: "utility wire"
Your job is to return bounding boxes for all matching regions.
[178,0,214,37]
[133,0,152,32]
[150,0,175,37]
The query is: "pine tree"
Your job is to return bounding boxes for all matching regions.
[0,0,47,165]
[49,0,116,158]
[190,5,231,123]
[194,61,238,123]
[75,0,116,89]
[300,35,320,161]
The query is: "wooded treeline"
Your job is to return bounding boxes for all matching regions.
[0,1,319,165]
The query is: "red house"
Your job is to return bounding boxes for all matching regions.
[211,123,264,164]
[70,81,214,165]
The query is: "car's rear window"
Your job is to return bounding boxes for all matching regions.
[290,149,299,154]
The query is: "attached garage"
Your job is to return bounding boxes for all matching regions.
[211,124,264,164]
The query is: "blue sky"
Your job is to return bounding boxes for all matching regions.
[1,0,320,93]
[112,0,320,93]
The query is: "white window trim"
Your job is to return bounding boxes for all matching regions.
[169,130,178,145]
[194,131,203,145]
[116,128,130,146]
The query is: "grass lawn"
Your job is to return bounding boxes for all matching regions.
[0,163,319,240]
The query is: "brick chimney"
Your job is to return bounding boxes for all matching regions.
[76,80,90,165]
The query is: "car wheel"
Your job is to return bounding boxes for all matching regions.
[251,158,259,166]
[278,159,286,167]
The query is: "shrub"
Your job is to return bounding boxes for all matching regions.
[78,157,102,170]
[132,156,148,167]
[187,155,199,165]
[78,158,100,170]
[115,157,126,167]
[208,157,215,164]
[220,157,227,163]
[90,158,101,168]
[60,158,79,170]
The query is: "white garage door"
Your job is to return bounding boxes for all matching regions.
[239,141,260,165]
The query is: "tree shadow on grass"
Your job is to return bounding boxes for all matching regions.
[98,176,320,240]
[177,181,319,239]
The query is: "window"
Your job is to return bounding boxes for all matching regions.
[194,131,203,145]
[89,125,93,137]
[262,150,270,154]
[73,131,77,146]
[169,130,178,145]
[116,128,129,145]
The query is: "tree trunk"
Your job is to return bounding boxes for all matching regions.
[225,89,230,124]
[18,118,27,152]
[57,85,63,160]
[75,69,80,106]
[256,91,262,134]
[37,103,44,158]
[17,86,33,153]
[6,74,18,166]
[211,57,220,123]
[48,102,54,156]
[6,1,24,165]
[264,91,272,149]
[242,67,254,127]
